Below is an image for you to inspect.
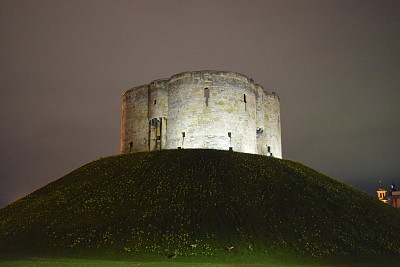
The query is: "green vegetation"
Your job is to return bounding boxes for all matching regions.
[1,149,400,264]
[2,255,400,267]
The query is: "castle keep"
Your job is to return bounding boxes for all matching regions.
[120,70,282,158]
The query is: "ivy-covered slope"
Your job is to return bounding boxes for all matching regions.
[1,149,399,257]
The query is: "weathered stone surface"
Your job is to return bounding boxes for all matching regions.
[120,70,282,158]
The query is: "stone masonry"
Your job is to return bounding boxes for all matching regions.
[120,70,282,158]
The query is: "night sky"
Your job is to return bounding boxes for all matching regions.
[1,0,399,208]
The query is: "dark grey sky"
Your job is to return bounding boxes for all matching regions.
[1,0,399,208]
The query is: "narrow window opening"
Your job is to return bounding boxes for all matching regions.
[154,100,157,104]
[181,132,185,146]
[267,146,271,153]
[151,118,158,126]
[244,94,247,111]
[129,141,133,153]
[204,88,210,106]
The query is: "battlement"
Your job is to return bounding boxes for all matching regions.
[123,84,148,95]
[169,70,255,85]
[149,79,169,87]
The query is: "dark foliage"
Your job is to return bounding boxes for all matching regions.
[1,149,399,257]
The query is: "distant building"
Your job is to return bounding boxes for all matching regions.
[377,183,400,208]
[389,184,400,208]
[377,185,388,204]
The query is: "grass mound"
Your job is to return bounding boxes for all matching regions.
[1,149,399,258]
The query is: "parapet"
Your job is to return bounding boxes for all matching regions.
[168,70,256,85]
[123,84,149,95]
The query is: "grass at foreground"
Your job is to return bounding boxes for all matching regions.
[2,253,400,267]
[0,257,400,267]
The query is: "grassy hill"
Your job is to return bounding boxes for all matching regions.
[1,149,400,260]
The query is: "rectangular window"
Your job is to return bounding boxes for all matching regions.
[129,141,133,152]
[204,88,210,106]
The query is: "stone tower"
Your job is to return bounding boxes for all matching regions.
[120,70,282,158]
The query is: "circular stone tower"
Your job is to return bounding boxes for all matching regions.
[120,70,282,158]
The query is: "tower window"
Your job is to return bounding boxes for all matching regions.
[244,94,247,103]
[204,88,210,106]
[129,141,133,152]
[154,100,156,104]
[181,132,185,146]
[267,146,271,153]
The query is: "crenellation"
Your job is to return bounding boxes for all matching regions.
[120,70,282,158]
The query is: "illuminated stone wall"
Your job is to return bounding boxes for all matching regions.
[120,70,282,158]
[120,84,148,153]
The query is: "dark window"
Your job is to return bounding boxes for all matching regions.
[267,146,271,153]
[228,132,231,137]
[151,118,158,126]
[204,88,210,106]
[182,132,185,138]
[154,100,156,104]
[244,94,247,103]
